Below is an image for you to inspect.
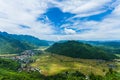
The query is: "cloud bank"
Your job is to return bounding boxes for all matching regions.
[0,0,120,41]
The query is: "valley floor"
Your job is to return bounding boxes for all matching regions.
[0,50,120,80]
[31,53,120,76]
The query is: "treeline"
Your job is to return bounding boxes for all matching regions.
[0,58,20,70]
[46,41,117,60]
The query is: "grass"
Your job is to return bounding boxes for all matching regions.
[34,46,49,51]
[115,54,120,72]
[31,53,117,76]
[115,54,120,58]
[0,54,17,57]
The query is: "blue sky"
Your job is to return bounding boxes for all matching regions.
[0,0,120,41]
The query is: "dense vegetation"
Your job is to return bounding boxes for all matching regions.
[0,32,32,54]
[83,41,120,54]
[46,70,120,80]
[46,41,117,60]
[0,32,50,54]
[0,58,43,80]
[85,41,120,48]
[11,35,49,47]
[0,69,119,80]
[0,58,20,70]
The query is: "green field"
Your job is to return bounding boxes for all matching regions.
[0,54,17,57]
[35,46,49,51]
[115,54,120,73]
[31,53,119,76]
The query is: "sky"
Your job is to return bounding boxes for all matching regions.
[0,0,120,41]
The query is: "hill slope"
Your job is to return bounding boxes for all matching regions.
[0,33,32,54]
[0,32,50,54]
[31,53,120,76]
[46,41,117,60]
[83,41,120,54]
[11,35,49,47]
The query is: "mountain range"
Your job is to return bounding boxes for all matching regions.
[0,31,120,58]
[0,32,51,54]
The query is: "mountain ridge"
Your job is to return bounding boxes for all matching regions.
[46,41,117,60]
[0,32,50,54]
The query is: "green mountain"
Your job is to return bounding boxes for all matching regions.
[84,41,120,48]
[0,32,50,54]
[83,41,120,54]
[74,41,120,54]
[46,41,117,60]
[0,33,32,54]
[11,35,50,47]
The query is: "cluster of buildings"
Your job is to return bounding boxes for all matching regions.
[0,50,42,73]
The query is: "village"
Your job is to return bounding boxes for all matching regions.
[0,50,43,73]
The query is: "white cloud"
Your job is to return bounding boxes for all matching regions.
[0,0,120,41]
[64,28,76,35]
[53,0,113,17]
[0,0,55,35]
[51,0,120,41]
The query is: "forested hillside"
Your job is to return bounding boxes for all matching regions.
[0,32,50,54]
[82,41,120,54]
[46,41,117,60]
[11,35,49,47]
[0,32,32,54]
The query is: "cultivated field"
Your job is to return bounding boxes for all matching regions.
[31,53,119,76]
